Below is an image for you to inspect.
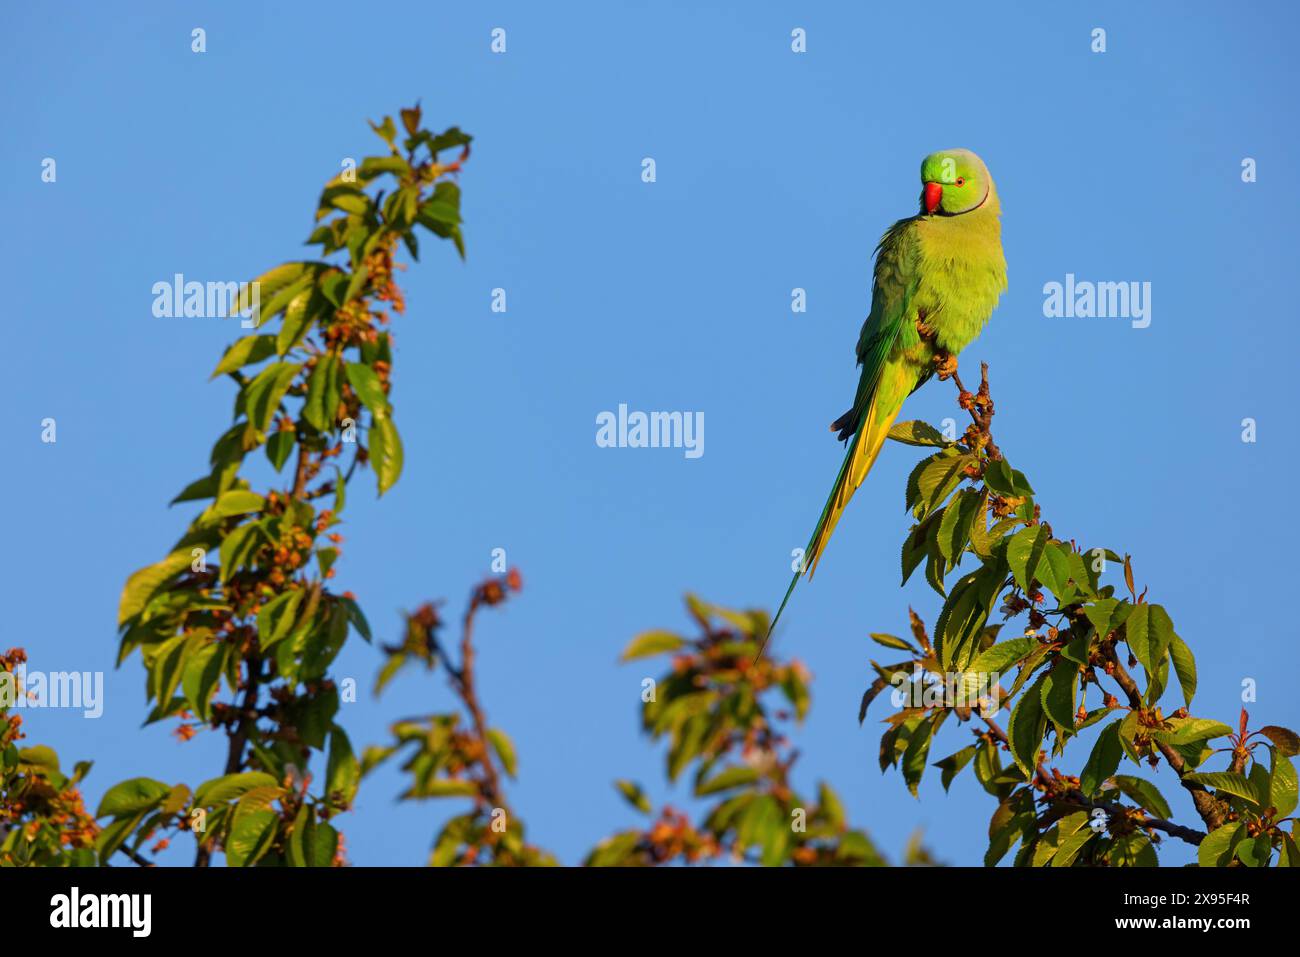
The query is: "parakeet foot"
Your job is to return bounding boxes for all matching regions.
[933,351,958,380]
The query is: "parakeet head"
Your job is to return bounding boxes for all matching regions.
[919,149,995,216]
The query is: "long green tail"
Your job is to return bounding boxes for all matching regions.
[759,395,901,656]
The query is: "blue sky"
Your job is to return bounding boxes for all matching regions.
[3,1,1296,867]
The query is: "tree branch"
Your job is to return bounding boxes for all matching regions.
[950,361,1002,462]
[1058,794,1206,847]
[454,592,506,811]
[1099,643,1229,832]
[117,845,155,867]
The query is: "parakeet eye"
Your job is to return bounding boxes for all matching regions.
[956,177,965,187]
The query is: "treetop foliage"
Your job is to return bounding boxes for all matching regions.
[4,108,1293,870]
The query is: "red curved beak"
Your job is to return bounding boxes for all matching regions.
[923,181,943,214]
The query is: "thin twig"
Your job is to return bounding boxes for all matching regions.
[455,593,506,810]
[979,710,1011,747]
[1099,644,1229,832]
[950,362,1002,462]
[1060,795,1206,847]
[117,845,155,867]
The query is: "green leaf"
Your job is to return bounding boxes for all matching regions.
[696,766,761,796]
[243,361,299,433]
[1035,544,1077,602]
[1125,604,1174,681]
[965,489,997,559]
[96,778,171,819]
[1008,672,1049,775]
[369,414,403,495]
[1109,831,1158,867]
[318,271,350,308]
[1282,831,1300,867]
[306,819,340,867]
[935,567,996,671]
[1005,642,1052,699]
[900,511,942,586]
[1183,771,1262,808]
[339,594,370,643]
[257,589,304,649]
[614,779,652,814]
[266,430,296,472]
[219,520,264,583]
[288,687,337,751]
[208,489,265,521]
[226,807,278,867]
[1112,775,1172,819]
[295,816,338,867]
[1060,631,1091,665]
[410,778,479,799]
[1040,661,1078,735]
[416,193,460,227]
[212,335,278,378]
[967,636,1038,677]
[194,771,280,809]
[427,127,472,156]
[486,728,518,778]
[1006,525,1049,592]
[181,642,224,722]
[254,274,314,329]
[325,725,360,809]
[935,745,978,792]
[986,788,1035,864]
[343,263,370,303]
[1149,605,1180,681]
[1198,821,1244,867]
[118,547,197,625]
[276,289,316,355]
[171,472,223,505]
[1080,720,1123,796]
[972,740,1003,796]
[937,489,980,564]
[902,712,946,796]
[146,633,192,705]
[1051,816,1097,867]
[416,196,466,258]
[1083,598,1130,640]
[299,600,349,680]
[620,630,685,661]
[1235,833,1271,867]
[984,459,1034,497]
[868,632,917,653]
[344,362,390,417]
[1268,748,1299,817]
[16,745,59,771]
[1152,718,1233,746]
[287,805,311,867]
[227,262,311,317]
[318,185,370,221]
[817,782,846,829]
[95,810,149,865]
[303,354,340,432]
[358,155,411,180]
[887,420,951,447]
[586,830,643,867]
[909,451,974,520]
[1168,633,1197,707]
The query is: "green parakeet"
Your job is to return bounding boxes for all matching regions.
[768,149,1007,641]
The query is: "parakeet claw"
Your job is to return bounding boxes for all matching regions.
[933,351,958,380]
